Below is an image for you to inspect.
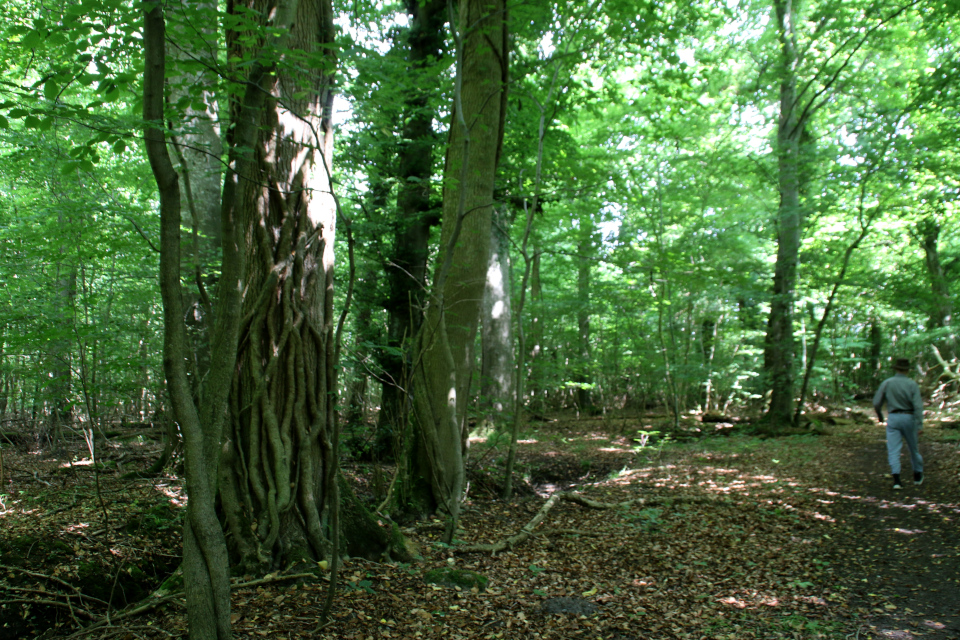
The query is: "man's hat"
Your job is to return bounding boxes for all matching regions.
[893,357,911,372]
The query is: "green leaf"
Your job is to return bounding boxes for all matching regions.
[21,30,43,49]
[0,115,8,129]
[44,81,60,101]
[23,115,41,129]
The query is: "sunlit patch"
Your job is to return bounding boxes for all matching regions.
[155,483,187,507]
[534,483,571,498]
[60,458,95,467]
[517,439,538,444]
[64,523,89,533]
[891,528,925,535]
[795,595,827,605]
[878,629,915,639]
[718,592,780,609]
[923,620,946,629]
[0,495,18,517]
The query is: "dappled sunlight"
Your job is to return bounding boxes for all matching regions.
[598,446,632,452]
[718,592,780,609]
[0,494,18,518]
[156,482,187,507]
[59,458,95,467]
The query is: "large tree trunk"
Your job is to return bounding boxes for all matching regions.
[216,0,341,572]
[378,0,446,440]
[408,0,506,539]
[764,0,803,428]
[480,206,515,427]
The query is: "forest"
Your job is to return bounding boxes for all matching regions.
[0,0,959,638]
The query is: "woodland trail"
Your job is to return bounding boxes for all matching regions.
[820,430,960,639]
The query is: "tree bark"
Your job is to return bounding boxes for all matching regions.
[216,0,342,572]
[480,206,514,426]
[408,0,506,539]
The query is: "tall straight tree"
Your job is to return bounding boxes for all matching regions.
[764,0,804,426]
[409,0,506,540]
[378,0,447,439]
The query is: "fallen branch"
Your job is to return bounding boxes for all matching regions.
[537,528,599,538]
[453,491,714,554]
[62,570,320,639]
[0,596,96,619]
[0,563,109,607]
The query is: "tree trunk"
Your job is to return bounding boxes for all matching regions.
[378,0,446,440]
[216,0,341,572]
[480,206,514,427]
[575,217,594,414]
[408,0,506,539]
[166,0,224,401]
[764,0,803,428]
[528,249,544,412]
[143,6,235,638]
[49,257,76,435]
[918,216,953,331]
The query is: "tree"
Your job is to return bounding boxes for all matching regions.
[377,0,447,444]
[762,0,927,427]
[408,0,506,539]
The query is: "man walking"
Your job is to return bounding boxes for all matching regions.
[873,357,924,490]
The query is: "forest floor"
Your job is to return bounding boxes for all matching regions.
[1,403,959,640]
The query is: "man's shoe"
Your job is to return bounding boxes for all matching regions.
[892,474,902,490]
[914,472,924,486]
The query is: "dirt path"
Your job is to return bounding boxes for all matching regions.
[822,434,960,639]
